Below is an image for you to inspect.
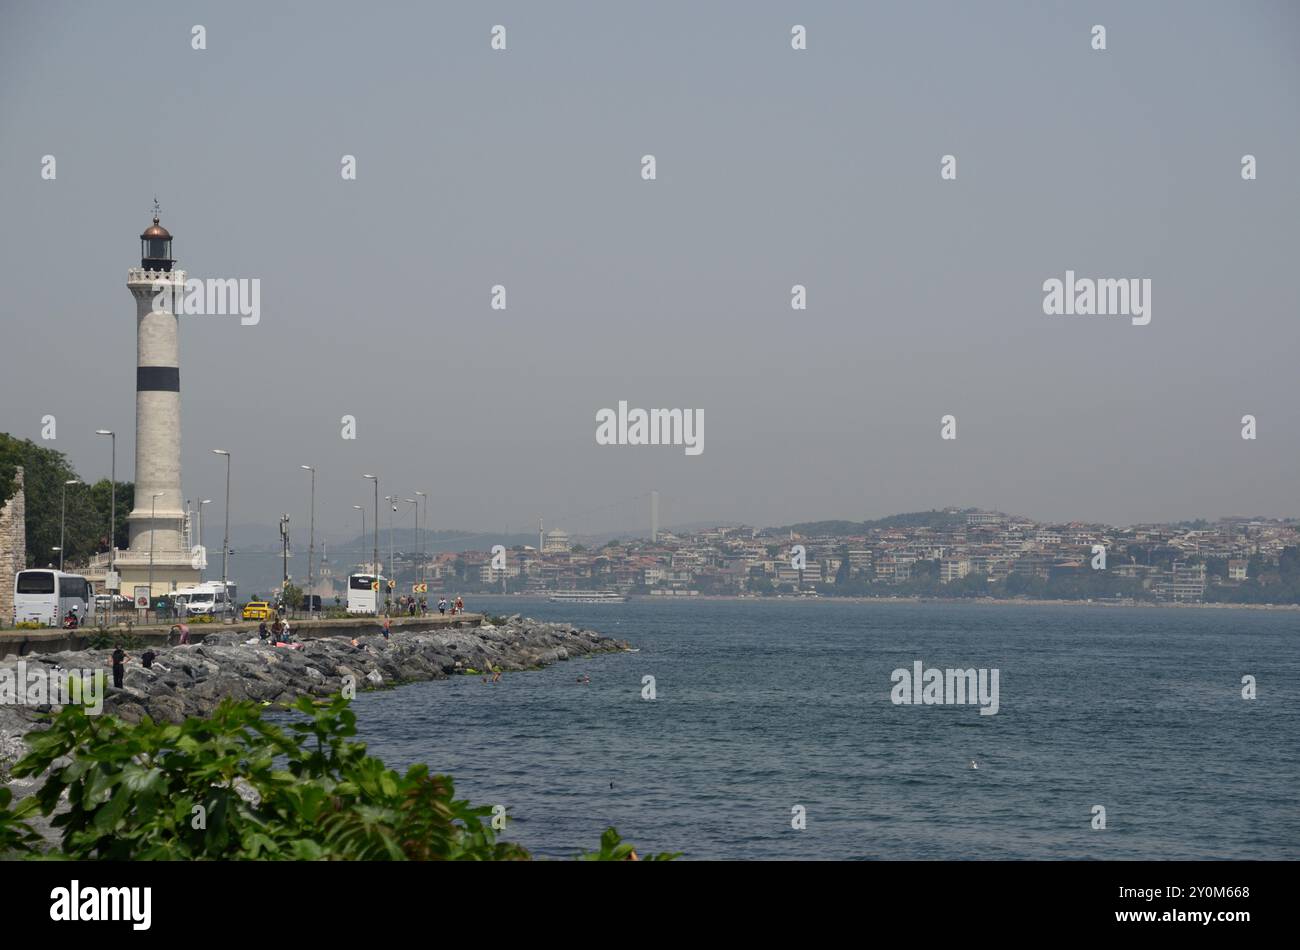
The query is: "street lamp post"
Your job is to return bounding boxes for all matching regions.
[363,475,379,608]
[301,465,315,618]
[405,498,418,599]
[213,450,231,605]
[148,490,164,620]
[415,490,427,589]
[353,505,366,562]
[59,479,79,572]
[95,429,116,624]
[385,496,397,601]
[279,514,291,601]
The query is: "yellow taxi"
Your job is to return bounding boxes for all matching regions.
[242,601,274,621]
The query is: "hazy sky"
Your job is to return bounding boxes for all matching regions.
[2,0,1298,543]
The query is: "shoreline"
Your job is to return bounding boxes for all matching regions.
[477,592,1300,612]
[0,614,629,781]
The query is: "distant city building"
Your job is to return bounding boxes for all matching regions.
[543,529,571,553]
[1169,562,1207,602]
[940,558,971,583]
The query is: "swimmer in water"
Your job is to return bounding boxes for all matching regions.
[970,760,978,770]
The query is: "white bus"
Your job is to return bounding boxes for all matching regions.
[346,573,386,614]
[13,569,95,627]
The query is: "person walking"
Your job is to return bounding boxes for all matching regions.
[438,597,447,616]
[455,595,464,616]
[381,614,391,641]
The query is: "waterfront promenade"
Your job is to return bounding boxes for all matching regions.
[0,613,485,656]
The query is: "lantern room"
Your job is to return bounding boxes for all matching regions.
[140,216,173,272]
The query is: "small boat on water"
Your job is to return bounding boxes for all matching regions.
[548,591,627,604]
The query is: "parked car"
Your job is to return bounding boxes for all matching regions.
[242,600,274,621]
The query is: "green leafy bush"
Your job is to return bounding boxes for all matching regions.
[0,788,43,855]
[3,696,677,862]
[86,629,144,650]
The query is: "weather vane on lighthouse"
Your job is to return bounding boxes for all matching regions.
[151,196,161,222]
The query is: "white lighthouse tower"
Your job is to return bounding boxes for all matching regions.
[120,207,199,596]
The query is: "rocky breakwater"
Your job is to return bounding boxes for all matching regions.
[0,616,630,757]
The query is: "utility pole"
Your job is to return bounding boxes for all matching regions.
[198,499,211,581]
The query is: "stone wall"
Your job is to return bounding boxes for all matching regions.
[0,467,26,626]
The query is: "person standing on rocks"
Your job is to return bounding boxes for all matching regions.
[381,615,391,641]
[455,595,464,616]
[176,621,191,645]
[141,648,156,670]
[110,646,127,689]
[438,597,447,616]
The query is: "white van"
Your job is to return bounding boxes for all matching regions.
[174,581,236,618]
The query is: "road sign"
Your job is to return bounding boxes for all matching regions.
[371,581,380,591]
[412,583,427,593]
[387,579,396,590]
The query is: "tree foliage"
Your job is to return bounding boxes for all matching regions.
[1,696,677,861]
[0,433,132,567]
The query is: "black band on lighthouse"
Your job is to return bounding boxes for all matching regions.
[137,366,180,392]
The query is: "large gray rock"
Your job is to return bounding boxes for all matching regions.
[0,617,629,740]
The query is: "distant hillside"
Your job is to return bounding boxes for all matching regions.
[776,509,973,537]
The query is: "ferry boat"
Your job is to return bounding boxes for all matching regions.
[547,591,627,604]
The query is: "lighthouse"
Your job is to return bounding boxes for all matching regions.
[120,208,199,595]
